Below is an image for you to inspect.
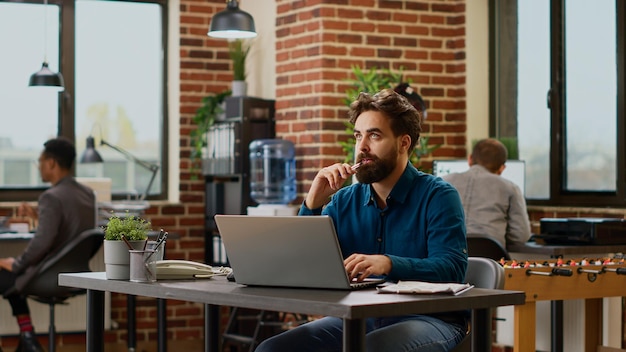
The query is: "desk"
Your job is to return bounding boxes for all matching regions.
[59,272,525,352]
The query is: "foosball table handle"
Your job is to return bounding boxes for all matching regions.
[602,267,626,275]
[525,268,573,276]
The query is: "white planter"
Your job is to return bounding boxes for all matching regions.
[103,239,146,280]
[231,80,247,97]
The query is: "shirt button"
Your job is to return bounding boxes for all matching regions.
[377,237,382,242]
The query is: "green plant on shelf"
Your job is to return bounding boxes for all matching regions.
[189,90,231,177]
[229,39,251,81]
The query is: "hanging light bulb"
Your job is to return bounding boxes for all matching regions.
[29,0,64,90]
[208,0,257,39]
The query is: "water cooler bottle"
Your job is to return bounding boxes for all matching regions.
[247,139,299,216]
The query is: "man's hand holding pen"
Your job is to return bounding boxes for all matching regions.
[304,162,361,210]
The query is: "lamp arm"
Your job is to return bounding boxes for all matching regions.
[100,139,160,200]
[100,139,159,173]
[141,164,159,201]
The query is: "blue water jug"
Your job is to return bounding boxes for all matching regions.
[249,139,297,205]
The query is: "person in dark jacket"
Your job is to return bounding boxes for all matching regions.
[0,137,95,352]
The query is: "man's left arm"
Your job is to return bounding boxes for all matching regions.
[506,186,532,244]
[387,184,468,283]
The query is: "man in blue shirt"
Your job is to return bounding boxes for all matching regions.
[256,89,468,352]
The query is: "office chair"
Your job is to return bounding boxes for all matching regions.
[5,228,104,352]
[466,236,511,261]
[450,257,505,352]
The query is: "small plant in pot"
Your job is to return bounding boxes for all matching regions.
[103,214,151,280]
[228,38,251,96]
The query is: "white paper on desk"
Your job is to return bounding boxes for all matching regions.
[377,281,474,295]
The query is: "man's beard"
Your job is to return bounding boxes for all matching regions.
[355,151,397,184]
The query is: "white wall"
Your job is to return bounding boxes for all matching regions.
[168,0,181,203]
[465,0,490,150]
[241,1,277,100]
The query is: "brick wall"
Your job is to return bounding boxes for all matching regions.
[274,0,469,195]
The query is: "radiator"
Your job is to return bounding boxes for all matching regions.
[0,244,111,336]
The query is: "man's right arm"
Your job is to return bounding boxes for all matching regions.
[304,163,356,209]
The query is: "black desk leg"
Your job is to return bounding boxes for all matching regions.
[205,304,220,352]
[343,318,365,352]
[551,300,563,352]
[127,295,136,351]
[473,308,491,352]
[86,289,104,352]
[157,298,167,352]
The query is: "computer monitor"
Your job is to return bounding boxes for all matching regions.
[432,159,526,196]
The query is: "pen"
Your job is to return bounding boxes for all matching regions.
[351,162,362,171]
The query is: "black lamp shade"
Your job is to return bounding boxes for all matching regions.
[80,136,104,163]
[208,0,257,39]
[29,61,65,90]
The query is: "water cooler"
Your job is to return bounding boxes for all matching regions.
[247,139,299,216]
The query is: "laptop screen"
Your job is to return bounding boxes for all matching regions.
[433,159,526,196]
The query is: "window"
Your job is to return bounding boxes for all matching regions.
[0,0,167,202]
[491,0,625,207]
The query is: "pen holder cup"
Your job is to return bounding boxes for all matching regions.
[146,240,165,261]
[129,249,157,283]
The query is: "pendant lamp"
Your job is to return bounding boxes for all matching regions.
[29,0,64,90]
[208,0,257,39]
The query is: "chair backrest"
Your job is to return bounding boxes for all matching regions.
[19,228,104,298]
[465,257,504,290]
[466,236,511,261]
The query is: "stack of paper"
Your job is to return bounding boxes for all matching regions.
[377,281,474,295]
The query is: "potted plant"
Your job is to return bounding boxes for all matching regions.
[189,89,231,178]
[228,39,251,96]
[103,214,151,280]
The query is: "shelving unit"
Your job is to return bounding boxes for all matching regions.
[203,96,275,265]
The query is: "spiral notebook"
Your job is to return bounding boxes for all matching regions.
[214,215,385,290]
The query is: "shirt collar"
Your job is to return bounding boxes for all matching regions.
[361,162,419,206]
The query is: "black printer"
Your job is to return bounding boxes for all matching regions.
[537,218,626,245]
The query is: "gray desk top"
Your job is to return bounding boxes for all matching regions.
[0,231,176,241]
[0,232,33,240]
[59,272,525,320]
[507,242,626,256]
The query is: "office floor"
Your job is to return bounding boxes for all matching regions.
[0,337,204,352]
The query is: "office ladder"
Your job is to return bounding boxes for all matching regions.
[221,308,308,352]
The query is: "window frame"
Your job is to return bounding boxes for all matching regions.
[490,0,626,207]
[0,0,169,202]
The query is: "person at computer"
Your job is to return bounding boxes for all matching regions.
[255,89,468,352]
[0,137,96,352]
[442,138,531,249]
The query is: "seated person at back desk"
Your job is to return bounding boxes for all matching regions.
[442,138,531,249]
[0,137,96,352]
[256,88,468,352]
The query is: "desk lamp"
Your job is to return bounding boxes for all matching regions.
[80,136,159,201]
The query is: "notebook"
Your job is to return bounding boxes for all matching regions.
[213,214,386,290]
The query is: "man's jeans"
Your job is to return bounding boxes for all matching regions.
[255,314,466,352]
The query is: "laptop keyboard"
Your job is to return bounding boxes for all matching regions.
[350,278,386,290]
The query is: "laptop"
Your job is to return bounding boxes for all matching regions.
[213,214,385,290]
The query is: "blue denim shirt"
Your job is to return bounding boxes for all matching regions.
[300,163,468,283]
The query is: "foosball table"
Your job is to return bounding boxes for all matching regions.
[501,257,626,352]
